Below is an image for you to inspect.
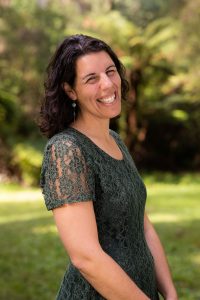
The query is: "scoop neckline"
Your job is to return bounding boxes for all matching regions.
[67,127,125,162]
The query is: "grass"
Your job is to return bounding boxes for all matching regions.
[143,172,200,300]
[0,172,200,300]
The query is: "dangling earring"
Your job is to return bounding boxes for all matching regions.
[72,101,76,122]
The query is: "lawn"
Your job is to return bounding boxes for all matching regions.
[0,172,199,300]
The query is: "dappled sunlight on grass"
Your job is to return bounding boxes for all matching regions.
[0,182,41,192]
[142,173,200,300]
[144,176,200,226]
[0,173,200,300]
[0,211,49,224]
[0,203,66,300]
[148,184,200,195]
[0,190,42,202]
[190,253,200,266]
[142,172,200,185]
[32,225,57,234]
[149,213,182,223]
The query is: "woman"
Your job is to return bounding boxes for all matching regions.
[39,34,178,300]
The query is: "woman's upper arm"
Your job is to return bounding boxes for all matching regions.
[52,200,102,268]
[40,137,101,267]
[144,213,153,234]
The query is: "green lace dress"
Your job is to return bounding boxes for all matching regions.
[40,127,160,300]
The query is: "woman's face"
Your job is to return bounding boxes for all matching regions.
[68,51,121,122]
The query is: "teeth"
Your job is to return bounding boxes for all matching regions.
[98,94,115,104]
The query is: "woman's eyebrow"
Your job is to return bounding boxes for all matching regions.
[106,64,116,70]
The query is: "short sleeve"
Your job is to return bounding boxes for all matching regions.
[40,138,96,210]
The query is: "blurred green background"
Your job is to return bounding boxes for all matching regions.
[0,0,200,299]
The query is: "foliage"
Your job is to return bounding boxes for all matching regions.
[0,1,68,183]
[0,0,200,185]
[12,142,43,186]
[0,173,200,299]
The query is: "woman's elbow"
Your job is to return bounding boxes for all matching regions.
[71,245,104,272]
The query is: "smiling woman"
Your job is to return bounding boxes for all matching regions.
[63,51,122,124]
[39,34,128,139]
[39,34,178,300]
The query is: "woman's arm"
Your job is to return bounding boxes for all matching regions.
[144,213,178,300]
[53,201,150,300]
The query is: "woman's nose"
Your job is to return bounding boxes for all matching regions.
[100,73,113,90]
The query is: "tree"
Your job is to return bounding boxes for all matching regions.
[1,0,200,184]
[0,1,70,182]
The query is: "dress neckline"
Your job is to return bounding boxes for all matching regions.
[67,127,125,162]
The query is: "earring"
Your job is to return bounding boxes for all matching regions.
[72,101,76,122]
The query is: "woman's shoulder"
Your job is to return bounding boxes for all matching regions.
[43,129,81,153]
[109,129,124,144]
[109,129,131,157]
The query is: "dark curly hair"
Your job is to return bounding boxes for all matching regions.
[39,34,129,138]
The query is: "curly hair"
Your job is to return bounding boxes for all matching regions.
[38,34,129,138]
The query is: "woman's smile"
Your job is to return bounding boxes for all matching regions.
[97,93,116,104]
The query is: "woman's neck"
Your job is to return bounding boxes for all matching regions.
[71,115,111,141]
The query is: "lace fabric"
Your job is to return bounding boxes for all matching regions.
[40,128,160,300]
[40,137,96,210]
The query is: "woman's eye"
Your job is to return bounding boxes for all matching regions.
[86,76,97,83]
[107,69,115,76]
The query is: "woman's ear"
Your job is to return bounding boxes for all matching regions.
[63,83,77,100]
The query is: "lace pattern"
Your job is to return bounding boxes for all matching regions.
[40,137,95,210]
